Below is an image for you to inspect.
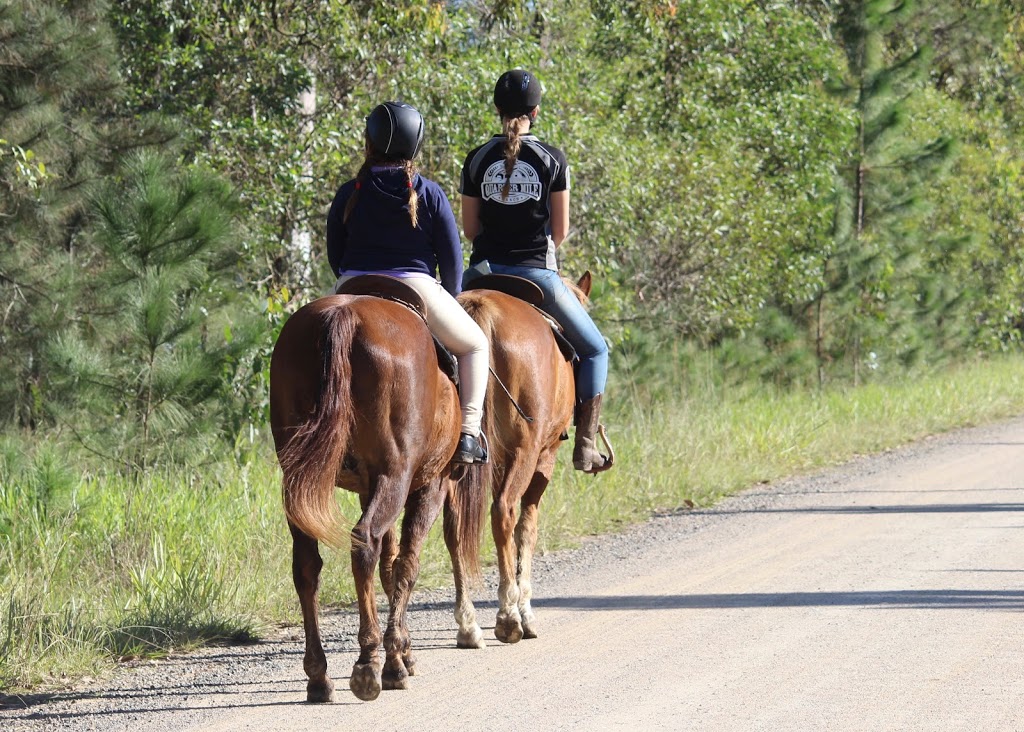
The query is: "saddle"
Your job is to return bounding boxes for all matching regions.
[336,275,459,385]
[463,274,577,363]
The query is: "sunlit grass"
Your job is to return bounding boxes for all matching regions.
[4,355,1024,691]
[539,355,1024,552]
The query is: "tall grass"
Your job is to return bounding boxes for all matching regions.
[4,354,1024,691]
[537,354,1024,551]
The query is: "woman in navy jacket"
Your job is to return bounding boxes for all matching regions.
[328,101,488,464]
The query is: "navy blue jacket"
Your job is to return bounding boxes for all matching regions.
[326,167,463,295]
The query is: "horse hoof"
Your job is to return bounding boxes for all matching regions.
[521,608,538,639]
[382,672,410,690]
[457,625,485,649]
[349,662,382,701]
[494,614,524,644]
[306,677,335,703]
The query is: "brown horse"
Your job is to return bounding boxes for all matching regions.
[445,273,590,646]
[270,292,485,702]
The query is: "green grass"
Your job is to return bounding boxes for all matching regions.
[4,355,1024,691]
[538,355,1024,551]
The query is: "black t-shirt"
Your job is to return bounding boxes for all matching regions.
[459,134,570,269]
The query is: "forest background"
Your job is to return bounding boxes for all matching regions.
[4,0,1024,690]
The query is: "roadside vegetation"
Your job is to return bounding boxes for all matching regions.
[3,0,1024,694]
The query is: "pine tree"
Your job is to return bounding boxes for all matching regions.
[0,0,172,430]
[815,0,954,385]
[0,0,124,428]
[47,151,262,471]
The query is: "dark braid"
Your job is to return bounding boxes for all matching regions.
[501,114,530,200]
[343,157,374,224]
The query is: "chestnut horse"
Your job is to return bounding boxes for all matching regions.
[270,291,485,702]
[444,273,590,646]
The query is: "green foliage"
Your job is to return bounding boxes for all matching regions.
[44,152,263,471]
[799,0,958,383]
[0,0,177,432]
[110,538,256,658]
[0,436,271,689]
[74,0,1024,385]
[0,0,122,429]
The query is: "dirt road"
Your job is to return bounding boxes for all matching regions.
[5,417,1024,731]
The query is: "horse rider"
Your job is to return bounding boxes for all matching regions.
[327,101,489,464]
[459,70,613,473]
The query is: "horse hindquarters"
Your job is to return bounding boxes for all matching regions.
[270,298,362,703]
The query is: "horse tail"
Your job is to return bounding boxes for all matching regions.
[447,410,492,584]
[447,292,497,584]
[278,305,356,549]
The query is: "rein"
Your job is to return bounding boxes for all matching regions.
[488,367,534,423]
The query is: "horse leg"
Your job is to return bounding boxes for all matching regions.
[349,478,406,702]
[492,456,534,644]
[516,462,554,640]
[379,524,399,601]
[444,480,485,649]
[289,522,334,703]
[382,479,446,690]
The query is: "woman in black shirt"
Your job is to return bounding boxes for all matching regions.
[459,70,612,473]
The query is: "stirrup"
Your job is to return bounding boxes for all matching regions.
[453,432,489,464]
[574,425,614,474]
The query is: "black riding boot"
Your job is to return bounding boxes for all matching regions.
[573,394,614,473]
[453,432,488,464]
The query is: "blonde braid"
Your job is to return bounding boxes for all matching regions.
[404,159,419,228]
[501,114,529,200]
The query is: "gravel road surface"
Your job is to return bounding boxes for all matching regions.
[4,416,1024,731]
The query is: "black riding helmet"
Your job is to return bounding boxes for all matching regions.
[365,101,424,160]
[493,69,542,118]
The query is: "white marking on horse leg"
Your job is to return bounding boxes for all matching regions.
[516,498,541,639]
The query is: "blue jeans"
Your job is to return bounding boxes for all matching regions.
[465,263,608,401]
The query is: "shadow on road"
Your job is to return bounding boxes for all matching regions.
[707,502,1024,515]
[532,588,1024,611]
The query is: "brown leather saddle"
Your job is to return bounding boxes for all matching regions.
[336,274,459,384]
[463,274,577,363]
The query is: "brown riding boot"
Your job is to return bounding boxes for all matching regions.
[573,394,614,473]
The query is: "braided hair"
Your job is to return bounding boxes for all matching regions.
[493,70,542,201]
[500,113,532,201]
[343,137,419,228]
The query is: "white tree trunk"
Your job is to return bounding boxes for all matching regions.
[291,79,316,286]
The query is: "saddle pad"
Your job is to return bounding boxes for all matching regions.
[464,275,576,364]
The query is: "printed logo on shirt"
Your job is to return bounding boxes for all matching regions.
[481,160,542,205]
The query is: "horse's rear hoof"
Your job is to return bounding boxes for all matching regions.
[382,670,410,690]
[494,614,524,644]
[521,609,538,639]
[306,677,335,703]
[350,662,382,701]
[457,625,485,649]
